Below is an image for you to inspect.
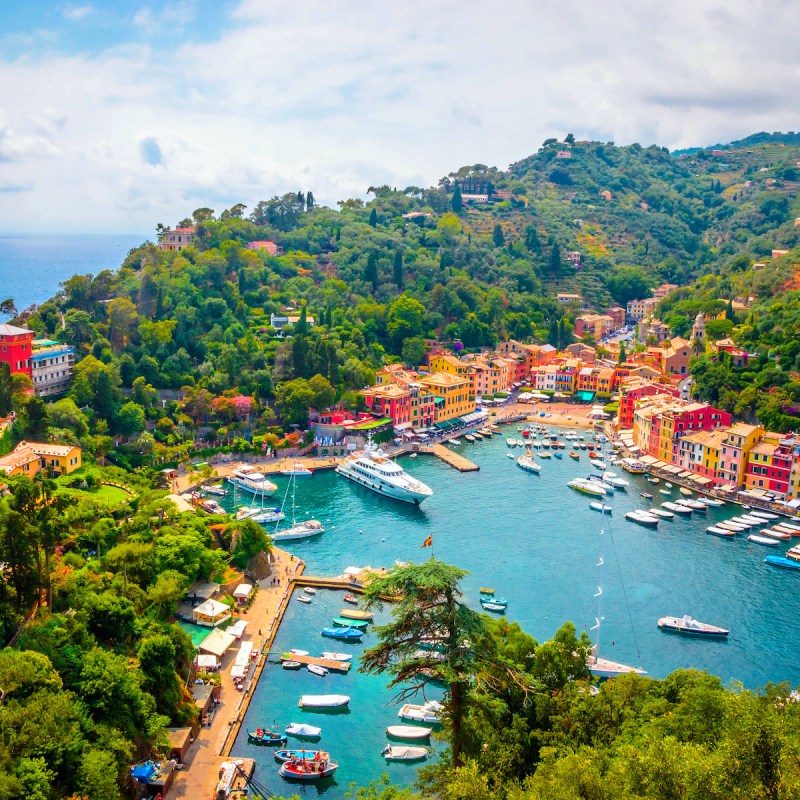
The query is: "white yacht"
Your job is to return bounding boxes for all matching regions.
[271,471,324,541]
[227,465,278,498]
[336,441,433,505]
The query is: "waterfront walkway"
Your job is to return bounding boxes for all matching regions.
[428,444,480,472]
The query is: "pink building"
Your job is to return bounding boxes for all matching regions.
[247,241,284,256]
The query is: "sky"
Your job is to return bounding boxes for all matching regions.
[0,0,799,234]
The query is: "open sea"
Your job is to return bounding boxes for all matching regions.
[0,233,146,310]
[229,431,800,797]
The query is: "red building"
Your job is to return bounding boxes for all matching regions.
[617,378,679,429]
[360,384,411,427]
[0,323,34,380]
[745,433,798,498]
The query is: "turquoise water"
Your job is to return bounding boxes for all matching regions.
[231,430,800,796]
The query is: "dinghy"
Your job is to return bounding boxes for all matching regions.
[386,725,433,740]
[339,608,374,620]
[297,595,312,604]
[382,745,429,761]
[320,652,352,662]
[282,661,302,670]
[307,664,328,677]
[248,728,287,745]
[304,588,317,595]
[274,749,323,762]
[342,594,359,605]
[748,534,781,547]
[299,694,350,708]
[285,722,322,737]
[706,526,735,538]
[398,700,444,723]
[590,501,613,514]
[321,626,363,640]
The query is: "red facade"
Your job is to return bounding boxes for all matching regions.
[0,325,34,379]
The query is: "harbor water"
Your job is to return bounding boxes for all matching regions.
[231,428,800,795]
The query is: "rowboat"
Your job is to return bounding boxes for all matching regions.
[305,588,317,595]
[275,749,323,762]
[297,595,312,604]
[662,502,691,515]
[342,594,359,604]
[677,499,706,511]
[658,615,729,637]
[398,700,444,723]
[699,497,724,507]
[590,501,613,514]
[659,489,672,495]
[717,521,748,532]
[338,608,374,620]
[748,534,781,547]
[332,617,369,629]
[481,601,508,613]
[706,526,735,538]
[625,510,659,528]
[299,695,350,708]
[648,508,674,519]
[320,652,352,662]
[749,511,779,521]
[279,756,338,780]
[464,434,476,443]
[765,555,800,570]
[764,528,791,540]
[679,487,693,497]
[640,492,653,499]
[382,745,429,761]
[288,649,309,656]
[248,728,287,745]
[321,627,363,640]
[739,515,768,526]
[282,661,302,670]
[386,724,432,739]
[307,664,328,677]
[285,722,322,737]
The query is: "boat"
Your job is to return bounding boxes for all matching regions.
[659,489,672,495]
[506,452,515,459]
[717,521,748,532]
[765,555,800,570]
[299,695,350,708]
[386,725,432,740]
[590,501,613,514]
[481,600,508,613]
[336,439,433,505]
[320,652,352,662]
[699,497,724,507]
[251,506,285,524]
[382,745,428,761]
[464,434,476,443]
[568,478,607,497]
[739,515,768,526]
[662,502,691,515]
[281,463,314,476]
[304,588,317,595]
[706,526,735,538]
[640,492,653,499]
[764,527,791,540]
[342,594,359,605]
[625,510,659,528]
[307,664,328,677]
[679,487,693,497]
[677,499,706,511]
[275,749,323,762]
[601,472,629,489]
[332,617,369,628]
[621,458,647,474]
[506,438,515,447]
[228,465,278,498]
[203,484,228,497]
[339,608,374,620]
[248,728,287,745]
[554,451,563,459]
[569,451,580,460]
[199,498,226,515]
[590,459,607,470]
[657,615,729,637]
[480,587,495,594]
[769,525,795,537]
[749,511,779,521]
[647,477,659,484]
[297,595,312,604]
[748,534,781,547]
[235,506,262,521]
[398,700,444,724]
[282,660,302,670]
[289,648,309,656]
[278,755,338,780]
[648,508,674,519]
[539,450,552,459]
[285,722,322,738]
[321,626,363,640]
[271,470,325,541]
[449,437,460,445]
[665,482,673,488]
[516,452,542,473]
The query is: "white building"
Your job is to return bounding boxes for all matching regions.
[626,297,658,322]
[31,340,75,397]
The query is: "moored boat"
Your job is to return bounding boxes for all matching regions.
[590,501,613,514]
[228,465,278,498]
[342,594,359,605]
[282,660,302,670]
[657,615,729,637]
[749,511,779,521]
[568,478,607,497]
[625,510,659,528]
[398,700,443,724]
[304,588,317,595]
[748,534,781,547]
[764,527,791,540]
[275,749,323,762]
[320,652,352,662]
[298,694,350,708]
[280,463,314,476]
[248,728,287,745]
[706,526,735,538]
[332,617,369,628]
[307,664,328,677]
[569,451,580,459]
[321,626,364,640]
[589,459,607,470]
[662,502,691,515]
[386,724,432,739]
[339,608,374,620]
[677,499,706,511]
[278,755,338,780]
[516,452,542,473]
[679,487,693,497]
[382,745,428,761]
[648,508,674,519]
[286,722,322,737]
[765,555,800,570]
[601,472,629,489]
[659,489,672,495]
[297,595,312,604]
[640,492,653,499]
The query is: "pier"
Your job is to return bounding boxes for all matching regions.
[429,443,480,472]
[275,652,352,672]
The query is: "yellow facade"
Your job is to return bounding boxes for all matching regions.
[428,354,472,381]
[0,441,81,478]
[419,372,475,422]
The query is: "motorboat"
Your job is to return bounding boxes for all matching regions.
[516,452,542,473]
[659,489,672,496]
[275,749,323,762]
[332,617,369,629]
[717,521,748,532]
[665,482,673,488]
[398,700,444,724]
[198,498,226,515]
[640,492,653,499]
[336,439,433,505]
[657,615,729,637]
[382,745,428,761]
[235,506,262,521]
[299,695,350,708]
[770,524,796,536]
[648,508,674,519]
[281,463,314,476]
[729,517,755,528]
[248,728,287,745]
[288,648,309,656]
[464,434,476,443]
[307,664,328,677]
[386,725,432,740]
[706,526,735,538]
[662,502,691,515]
[320,652,352,662]
[342,593,359,604]
[506,452,515,459]
[647,477,659,484]
[739,515,768,526]
[481,600,508,613]
[625,510,659,528]
[569,451,580,459]
[677,499,706,511]
[568,478,607,497]
[321,627,363,640]
[621,459,647,474]
[251,506,285,524]
[282,660,302,670]
[203,484,228,497]
[764,527,791,540]
[679,487,693,497]
[587,475,616,492]
[304,588,317,595]
[285,722,322,738]
[228,465,278,498]
[273,519,325,542]
[590,501,613,514]
[278,755,338,780]
[748,534,781,547]
[601,472,629,489]
[297,595,312,604]
[506,438,515,447]
[339,608,374,620]
[699,497,724,507]
[765,555,800,570]
[748,511,779,521]
[590,459,607,470]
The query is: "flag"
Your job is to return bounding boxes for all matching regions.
[421,534,433,548]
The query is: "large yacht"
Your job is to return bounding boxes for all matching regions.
[227,465,278,498]
[336,441,433,505]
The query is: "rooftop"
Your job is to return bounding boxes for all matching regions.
[0,323,33,337]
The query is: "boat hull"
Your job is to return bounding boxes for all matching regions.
[336,465,431,505]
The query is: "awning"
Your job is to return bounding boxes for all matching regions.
[651,460,668,469]
[784,498,800,508]
[234,642,254,668]
[198,628,236,658]
[678,471,694,479]
[393,422,412,432]
[195,654,219,669]
[640,455,658,465]
[230,665,247,679]
[576,391,596,402]
[227,619,250,639]
[664,465,682,474]
[233,583,253,599]
[694,476,714,485]
[434,421,449,430]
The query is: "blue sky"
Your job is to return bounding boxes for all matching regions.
[0,0,798,233]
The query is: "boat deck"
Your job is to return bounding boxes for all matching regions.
[429,444,480,472]
[279,653,351,672]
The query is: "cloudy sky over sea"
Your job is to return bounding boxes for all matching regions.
[1,0,798,233]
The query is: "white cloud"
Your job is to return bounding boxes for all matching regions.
[61,4,93,21]
[0,0,799,233]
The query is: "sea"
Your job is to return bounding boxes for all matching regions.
[0,233,146,310]
[228,432,800,797]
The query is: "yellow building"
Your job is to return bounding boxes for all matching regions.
[718,423,765,487]
[428,354,473,381]
[419,371,475,423]
[0,441,82,478]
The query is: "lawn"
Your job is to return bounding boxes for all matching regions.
[95,484,131,504]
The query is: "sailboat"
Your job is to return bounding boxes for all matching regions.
[234,478,284,524]
[271,470,325,542]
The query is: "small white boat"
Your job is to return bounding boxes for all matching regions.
[386,725,432,740]
[649,508,674,519]
[398,700,443,724]
[665,482,673,488]
[588,476,616,492]
[281,463,314,476]
[286,722,322,737]
[625,510,659,528]
[589,459,607,470]
[662,502,691,515]
[647,476,659,484]
[409,453,417,458]
[568,478,607,497]
[299,694,350,708]
[517,453,542,473]
[677,499,706,511]
[304,588,317,595]
[699,497,724,507]
[706,526,735,538]
[289,649,309,656]
[235,506,262,521]
[506,438,515,447]
[590,501,613,514]
[297,595,312,604]
[279,758,338,780]
[764,528,791,540]
[717,521,748,532]
[601,472,630,489]
[658,615,729,637]
[251,507,285,524]
[659,489,672,496]
[382,745,428,761]
[739,515,768,526]
[749,511,779,521]
[748,534,781,547]
[679,487,693,497]
[321,652,352,662]
[307,664,328,677]
[506,452,515,459]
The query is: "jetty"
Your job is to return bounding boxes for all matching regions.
[277,653,351,672]
[429,443,480,472]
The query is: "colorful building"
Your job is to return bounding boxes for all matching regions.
[617,378,679,429]
[717,423,765,488]
[360,384,411,427]
[0,323,34,380]
[419,372,475,423]
[0,441,82,478]
[30,339,75,397]
[158,227,196,251]
[745,433,797,499]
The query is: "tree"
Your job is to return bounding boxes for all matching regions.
[607,266,652,306]
[492,224,505,247]
[393,250,404,288]
[93,370,117,423]
[274,378,315,427]
[229,519,272,568]
[369,208,378,227]
[451,183,463,212]
[364,253,379,292]
[309,374,336,410]
[306,191,314,210]
[138,634,183,716]
[0,362,13,416]
[548,241,562,274]
[106,297,138,349]
[387,295,426,352]
[618,341,627,363]
[115,401,146,438]
[401,337,427,367]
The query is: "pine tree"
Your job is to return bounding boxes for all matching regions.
[558,318,568,349]
[451,183,463,212]
[369,208,378,227]
[393,250,404,288]
[297,190,305,209]
[306,191,314,210]
[549,242,562,274]
[492,223,504,247]
[726,299,735,321]
[0,362,12,417]
[547,318,559,347]
[364,253,379,292]
[618,341,627,364]
[525,225,541,252]
[296,303,308,336]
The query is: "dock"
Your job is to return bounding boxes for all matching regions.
[277,653,351,672]
[430,443,480,472]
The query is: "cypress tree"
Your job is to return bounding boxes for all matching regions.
[549,242,562,274]
[451,184,463,212]
[306,191,314,210]
[364,253,379,292]
[492,224,504,247]
[369,208,378,227]
[393,250,404,288]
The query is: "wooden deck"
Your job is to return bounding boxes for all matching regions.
[294,575,365,592]
[429,444,480,472]
[277,653,352,672]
